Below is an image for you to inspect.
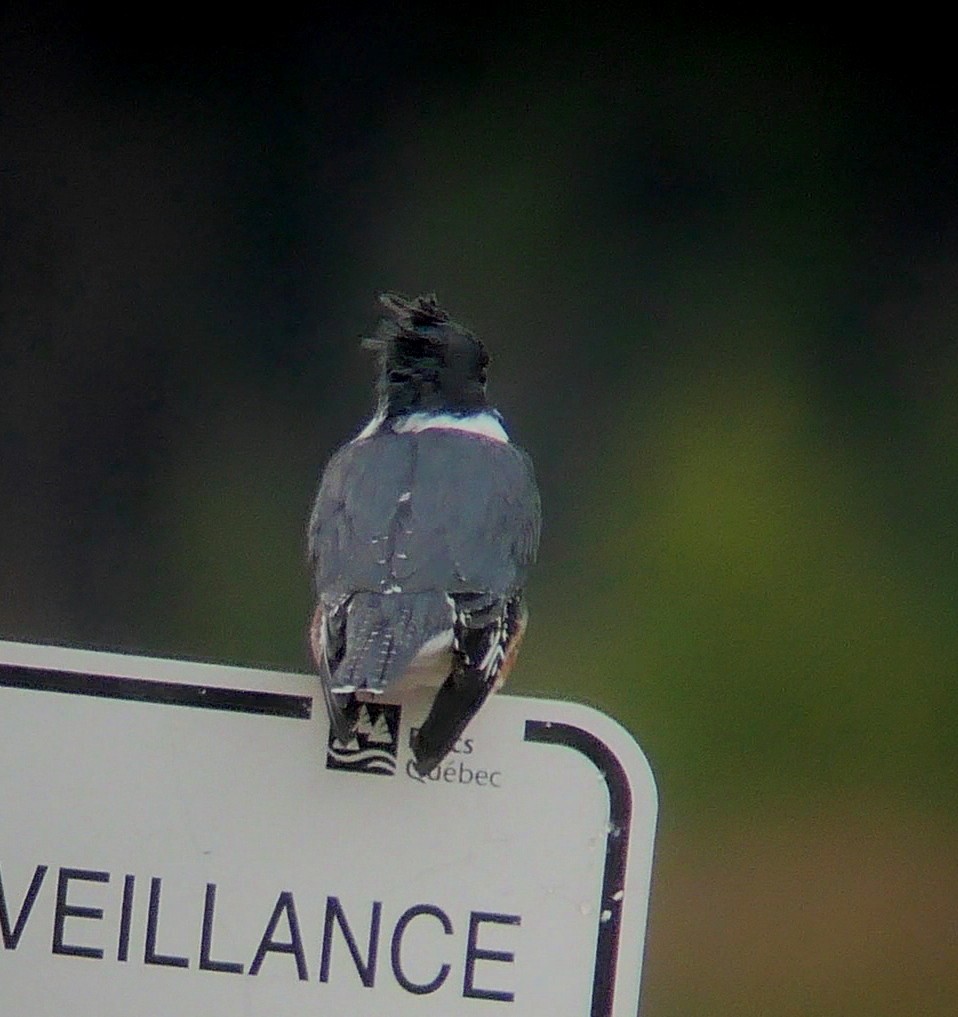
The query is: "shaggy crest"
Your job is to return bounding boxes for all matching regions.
[362,292,469,356]
[362,292,489,414]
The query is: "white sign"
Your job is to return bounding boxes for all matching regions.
[0,639,657,1016]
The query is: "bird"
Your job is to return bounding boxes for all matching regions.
[307,292,541,775]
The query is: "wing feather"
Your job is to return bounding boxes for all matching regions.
[308,430,540,600]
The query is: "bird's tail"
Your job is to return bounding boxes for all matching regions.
[336,591,453,693]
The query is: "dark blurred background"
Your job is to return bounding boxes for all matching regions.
[2,8,956,1014]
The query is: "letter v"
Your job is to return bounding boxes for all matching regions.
[1,865,48,949]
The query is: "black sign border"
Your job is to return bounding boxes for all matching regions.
[524,719,636,1017]
[0,663,312,719]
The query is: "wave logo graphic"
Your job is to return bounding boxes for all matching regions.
[326,702,400,776]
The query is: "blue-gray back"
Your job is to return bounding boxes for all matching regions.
[308,430,540,601]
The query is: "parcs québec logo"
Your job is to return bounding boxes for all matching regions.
[325,702,400,776]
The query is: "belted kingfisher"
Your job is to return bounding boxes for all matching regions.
[307,293,541,775]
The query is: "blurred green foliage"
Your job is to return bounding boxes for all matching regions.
[525,351,958,810]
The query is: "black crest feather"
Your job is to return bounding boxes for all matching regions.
[362,292,461,357]
[361,292,489,415]
[379,292,449,328]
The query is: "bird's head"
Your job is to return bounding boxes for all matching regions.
[363,293,491,417]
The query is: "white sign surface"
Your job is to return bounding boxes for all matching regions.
[0,639,656,1016]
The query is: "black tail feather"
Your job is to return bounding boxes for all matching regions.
[411,664,493,775]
